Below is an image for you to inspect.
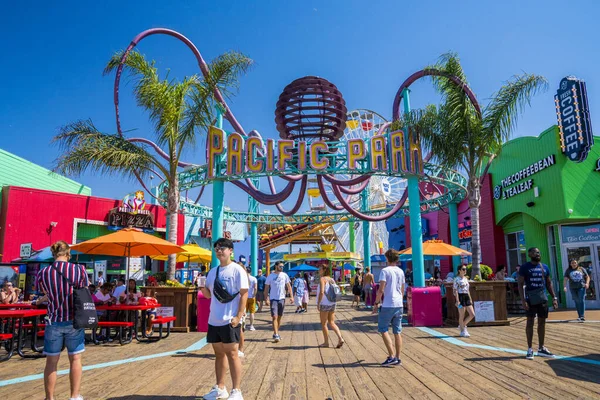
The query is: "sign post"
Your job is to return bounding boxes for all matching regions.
[211,104,226,269]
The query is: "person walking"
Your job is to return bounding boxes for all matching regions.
[256,269,267,312]
[265,262,293,343]
[563,259,590,321]
[373,249,405,367]
[246,267,258,330]
[363,268,375,308]
[518,247,559,360]
[453,265,475,337]
[302,272,311,312]
[350,272,362,308]
[36,240,89,400]
[293,273,306,313]
[200,238,249,400]
[316,265,344,348]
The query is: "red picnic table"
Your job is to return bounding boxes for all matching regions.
[95,303,174,343]
[0,308,47,361]
[0,303,37,309]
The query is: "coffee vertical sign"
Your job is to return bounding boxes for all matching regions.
[555,76,594,162]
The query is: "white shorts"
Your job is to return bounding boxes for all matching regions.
[294,295,303,306]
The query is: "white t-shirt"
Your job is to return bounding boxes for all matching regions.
[265,272,291,301]
[379,266,405,308]
[206,263,249,327]
[248,276,258,299]
[95,291,111,303]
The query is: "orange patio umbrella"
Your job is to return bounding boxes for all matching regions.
[71,228,185,281]
[399,240,472,256]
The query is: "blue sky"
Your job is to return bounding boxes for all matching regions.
[1,0,599,258]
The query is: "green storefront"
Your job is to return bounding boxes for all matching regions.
[489,126,600,308]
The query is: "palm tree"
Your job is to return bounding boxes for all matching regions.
[53,49,252,279]
[418,53,547,278]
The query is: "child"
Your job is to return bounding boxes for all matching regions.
[142,289,158,336]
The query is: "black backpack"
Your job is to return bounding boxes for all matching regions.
[52,265,98,329]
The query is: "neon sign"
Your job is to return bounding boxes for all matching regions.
[207,126,423,178]
[555,76,594,162]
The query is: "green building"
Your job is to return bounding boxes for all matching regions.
[0,148,91,208]
[489,126,600,308]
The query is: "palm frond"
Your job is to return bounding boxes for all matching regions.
[205,51,253,100]
[52,119,168,180]
[482,74,548,147]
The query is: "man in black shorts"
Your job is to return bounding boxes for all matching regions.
[518,247,559,360]
[265,262,293,343]
[200,238,249,400]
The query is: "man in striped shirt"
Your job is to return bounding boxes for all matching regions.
[36,241,89,400]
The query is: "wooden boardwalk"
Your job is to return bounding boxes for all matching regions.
[1,301,600,399]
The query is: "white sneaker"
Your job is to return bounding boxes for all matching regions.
[228,389,244,400]
[238,350,245,358]
[69,396,84,400]
[462,329,471,338]
[248,325,256,331]
[202,385,229,400]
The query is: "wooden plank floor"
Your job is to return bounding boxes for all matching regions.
[1,300,600,399]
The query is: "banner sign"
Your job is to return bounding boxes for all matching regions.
[555,76,594,163]
[561,223,600,244]
[108,191,155,232]
[494,155,555,200]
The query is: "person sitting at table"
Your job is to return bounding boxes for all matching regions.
[94,284,115,341]
[120,279,141,305]
[0,281,20,304]
[112,278,126,299]
[144,289,158,336]
[495,265,506,280]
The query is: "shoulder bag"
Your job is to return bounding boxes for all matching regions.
[52,265,98,329]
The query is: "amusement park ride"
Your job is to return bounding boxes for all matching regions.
[109,28,481,288]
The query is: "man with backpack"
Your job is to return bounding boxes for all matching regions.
[36,240,90,400]
[518,247,558,360]
[373,249,405,367]
[200,238,249,400]
[265,262,293,343]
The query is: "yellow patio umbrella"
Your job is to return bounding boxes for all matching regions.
[71,228,185,281]
[151,244,212,264]
[399,240,472,256]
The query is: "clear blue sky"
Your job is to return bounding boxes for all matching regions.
[1,0,599,258]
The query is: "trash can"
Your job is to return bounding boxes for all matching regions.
[407,286,442,327]
[197,290,210,332]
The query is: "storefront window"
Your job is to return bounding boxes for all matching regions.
[506,231,527,276]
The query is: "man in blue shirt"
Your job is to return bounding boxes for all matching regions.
[518,247,558,360]
[256,269,267,312]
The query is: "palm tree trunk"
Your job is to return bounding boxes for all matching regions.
[468,176,482,279]
[166,179,179,280]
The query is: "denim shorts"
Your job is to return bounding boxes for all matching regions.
[378,307,403,334]
[44,321,85,356]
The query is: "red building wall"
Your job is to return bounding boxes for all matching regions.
[0,186,184,262]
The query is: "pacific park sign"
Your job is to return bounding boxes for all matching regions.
[206,126,424,178]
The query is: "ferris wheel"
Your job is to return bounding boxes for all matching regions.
[323,109,409,254]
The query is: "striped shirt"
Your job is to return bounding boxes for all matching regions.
[36,261,90,323]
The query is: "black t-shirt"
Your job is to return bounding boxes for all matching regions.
[564,267,588,290]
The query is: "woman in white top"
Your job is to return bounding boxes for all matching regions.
[453,266,475,337]
[317,265,344,348]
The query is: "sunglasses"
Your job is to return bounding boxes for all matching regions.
[460,268,467,271]
[215,246,231,252]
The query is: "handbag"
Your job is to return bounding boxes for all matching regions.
[52,265,98,329]
[213,266,240,304]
